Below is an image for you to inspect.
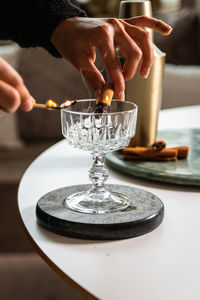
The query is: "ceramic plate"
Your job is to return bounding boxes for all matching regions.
[106,129,200,186]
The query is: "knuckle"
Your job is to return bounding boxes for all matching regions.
[146,31,151,39]
[98,23,112,39]
[155,20,162,29]
[108,18,120,27]
[140,15,150,22]
[135,48,142,59]
[142,30,151,42]
[99,23,109,32]
[138,16,145,23]
[12,74,23,89]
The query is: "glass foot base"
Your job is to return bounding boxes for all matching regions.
[64,190,130,214]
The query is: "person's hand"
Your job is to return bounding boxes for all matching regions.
[51,16,172,100]
[0,57,35,113]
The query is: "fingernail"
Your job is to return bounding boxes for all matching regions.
[21,97,35,111]
[161,24,173,35]
[118,91,125,101]
[142,67,150,79]
[167,25,173,34]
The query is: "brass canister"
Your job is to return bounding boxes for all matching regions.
[119,0,166,147]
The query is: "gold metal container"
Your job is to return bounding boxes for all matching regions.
[119,0,166,147]
[119,0,152,24]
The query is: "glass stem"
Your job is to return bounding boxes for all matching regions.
[89,155,108,194]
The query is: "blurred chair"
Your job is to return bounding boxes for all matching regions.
[0,44,87,300]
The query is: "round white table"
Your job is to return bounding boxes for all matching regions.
[18,105,200,300]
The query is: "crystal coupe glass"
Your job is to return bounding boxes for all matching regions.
[61,99,137,214]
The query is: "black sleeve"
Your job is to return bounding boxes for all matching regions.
[0,0,86,57]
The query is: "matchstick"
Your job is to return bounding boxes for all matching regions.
[33,103,47,109]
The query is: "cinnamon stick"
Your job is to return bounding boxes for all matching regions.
[123,154,177,161]
[95,82,114,113]
[123,147,178,158]
[170,146,190,159]
[122,145,189,161]
[152,139,167,151]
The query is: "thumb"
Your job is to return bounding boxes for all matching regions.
[18,84,35,111]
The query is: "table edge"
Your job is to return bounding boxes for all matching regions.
[17,187,98,300]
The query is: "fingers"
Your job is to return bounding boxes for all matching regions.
[114,24,143,81]
[17,82,35,111]
[92,20,125,100]
[80,60,105,99]
[124,16,172,36]
[119,21,153,78]
[98,40,125,100]
[0,79,20,113]
[51,16,172,101]
[0,57,34,112]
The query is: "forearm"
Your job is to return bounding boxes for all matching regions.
[0,0,86,57]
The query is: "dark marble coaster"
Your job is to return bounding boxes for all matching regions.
[36,184,164,240]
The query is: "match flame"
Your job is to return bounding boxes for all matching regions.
[105,95,109,104]
[61,100,76,108]
[46,99,58,108]
[44,99,76,109]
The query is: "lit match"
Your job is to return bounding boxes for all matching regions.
[33,99,76,110]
